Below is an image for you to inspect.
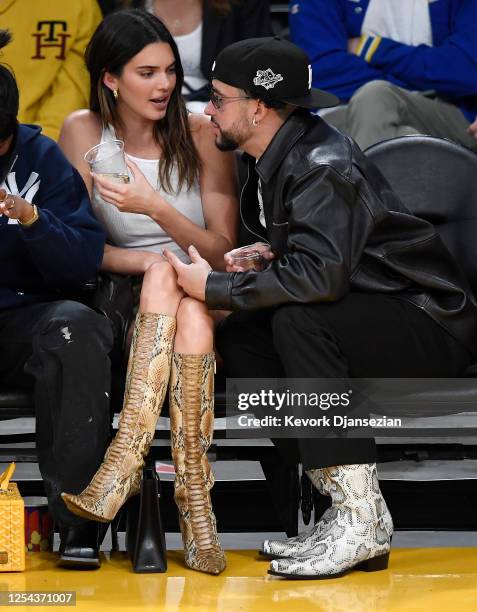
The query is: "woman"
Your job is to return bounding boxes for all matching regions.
[59,10,238,575]
[132,0,273,110]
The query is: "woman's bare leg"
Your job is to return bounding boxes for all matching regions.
[174,297,214,353]
[139,260,183,315]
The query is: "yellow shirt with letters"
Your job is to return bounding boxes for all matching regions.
[0,0,102,140]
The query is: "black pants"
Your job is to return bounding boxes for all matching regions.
[216,294,472,470]
[0,300,114,526]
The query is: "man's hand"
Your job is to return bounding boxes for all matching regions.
[348,37,362,54]
[468,116,477,140]
[224,242,275,272]
[163,246,212,302]
[0,188,36,223]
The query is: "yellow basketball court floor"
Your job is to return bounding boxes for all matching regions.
[2,548,477,611]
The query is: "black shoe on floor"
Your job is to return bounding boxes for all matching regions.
[57,521,104,570]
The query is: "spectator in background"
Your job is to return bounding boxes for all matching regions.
[0,0,102,140]
[290,0,477,150]
[133,0,273,111]
[0,30,111,570]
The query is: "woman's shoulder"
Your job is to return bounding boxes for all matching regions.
[188,111,211,132]
[60,109,102,145]
[58,110,103,178]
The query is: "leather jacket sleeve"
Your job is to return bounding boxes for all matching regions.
[206,165,362,310]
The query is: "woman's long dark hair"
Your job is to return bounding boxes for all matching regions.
[0,30,19,142]
[86,9,199,193]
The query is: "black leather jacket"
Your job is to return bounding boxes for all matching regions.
[206,111,477,357]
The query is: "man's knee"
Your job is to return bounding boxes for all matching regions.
[349,80,402,112]
[36,300,113,351]
[272,303,339,347]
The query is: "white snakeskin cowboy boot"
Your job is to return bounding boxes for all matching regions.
[62,313,176,522]
[261,469,333,558]
[262,465,393,560]
[169,353,226,575]
[268,463,393,579]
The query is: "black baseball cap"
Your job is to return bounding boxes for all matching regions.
[211,37,340,109]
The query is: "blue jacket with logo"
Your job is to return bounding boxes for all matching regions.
[289,0,477,121]
[0,124,105,311]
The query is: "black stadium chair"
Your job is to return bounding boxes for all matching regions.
[365,135,477,293]
[364,134,477,384]
[361,136,477,421]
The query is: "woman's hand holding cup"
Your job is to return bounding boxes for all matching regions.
[92,158,162,216]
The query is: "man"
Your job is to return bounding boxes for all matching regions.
[0,0,102,140]
[0,31,112,568]
[289,0,477,150]
[164,37,477,579]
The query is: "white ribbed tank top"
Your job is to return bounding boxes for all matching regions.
[91,125,204,263]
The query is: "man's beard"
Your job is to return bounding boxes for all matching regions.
[212,118,249,152]
[215,128,241,152]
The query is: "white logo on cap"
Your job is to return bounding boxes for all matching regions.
[308,64,312,90]
[212,61,216,71]
[253,69,284,90]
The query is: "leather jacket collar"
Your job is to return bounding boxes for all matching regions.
[256,111,310,184]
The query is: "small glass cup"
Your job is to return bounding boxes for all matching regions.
[84,139,130,184]
[231,243,272,271]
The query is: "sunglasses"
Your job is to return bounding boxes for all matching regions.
[210,88,252,110]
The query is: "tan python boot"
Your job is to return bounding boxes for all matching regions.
[61,313,176,523]
[169,352,226,575]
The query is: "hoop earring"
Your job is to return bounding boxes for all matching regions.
[113,89,119,100]
[252,117,259,127]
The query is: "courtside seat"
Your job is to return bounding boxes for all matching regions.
[364,135,477,413]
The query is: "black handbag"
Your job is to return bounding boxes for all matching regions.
[126,466,167,573]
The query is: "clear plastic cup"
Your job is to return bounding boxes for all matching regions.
[84,140,129,184]
[231,243,272,271]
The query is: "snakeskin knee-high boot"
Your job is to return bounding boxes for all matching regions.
[169,353,226,575]
[62,313,176,523]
